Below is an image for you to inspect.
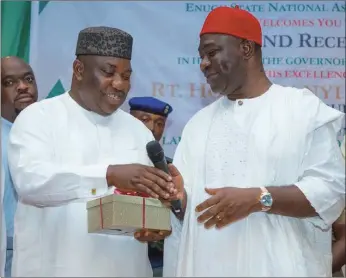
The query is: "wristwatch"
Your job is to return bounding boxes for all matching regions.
[259,187,273,212]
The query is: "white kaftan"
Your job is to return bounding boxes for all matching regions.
[0,164,6,277]
[163,84,345,277]
[8,92,155,277]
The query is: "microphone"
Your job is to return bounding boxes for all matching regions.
[146,140,182,214]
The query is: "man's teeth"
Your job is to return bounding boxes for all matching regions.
[107,93,120,99]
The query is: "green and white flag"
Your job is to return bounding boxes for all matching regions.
[1,1,31,62]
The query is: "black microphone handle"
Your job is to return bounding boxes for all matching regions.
[152,160,182,214]
[153,160,170,174]
[170,199,182,214]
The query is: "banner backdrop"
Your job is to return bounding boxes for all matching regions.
[30,1,346,158]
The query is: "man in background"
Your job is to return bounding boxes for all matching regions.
[1,56,38,277]
[129,96,173,163]
[332,134,346,277]
[129,96,173,276]
[333,212,346,277]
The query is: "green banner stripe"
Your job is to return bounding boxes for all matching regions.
[39,1,49,14]
[46,80,66,99]
[1,1,31,62]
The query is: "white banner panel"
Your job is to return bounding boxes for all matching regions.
[30,1,346,157]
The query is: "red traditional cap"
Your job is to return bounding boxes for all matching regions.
[200,6,262,46]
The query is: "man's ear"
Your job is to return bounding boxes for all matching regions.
[73,58,84,81]
[240,40,256,60]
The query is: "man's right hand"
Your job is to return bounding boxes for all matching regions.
[106,164,176,199]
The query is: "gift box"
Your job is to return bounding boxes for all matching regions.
[86,193,171,236]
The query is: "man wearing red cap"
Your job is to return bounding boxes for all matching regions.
[163,6,345,277]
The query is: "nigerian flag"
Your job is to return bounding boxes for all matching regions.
[1,1,65,100]
[1,1,31,62]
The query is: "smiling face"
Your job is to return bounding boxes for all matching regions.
[199,34,254,97]
[1,56,38,122]
[73,55,132,116]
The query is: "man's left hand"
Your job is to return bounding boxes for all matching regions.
[195,187,261,229]
[134,229,171,242]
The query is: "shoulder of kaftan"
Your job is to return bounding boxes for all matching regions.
[272,84,344,135]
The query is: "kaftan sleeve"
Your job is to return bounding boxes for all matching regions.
[295,101,345,229]
[8,104,109,207]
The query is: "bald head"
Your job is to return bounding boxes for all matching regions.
[1,56,33,71]
[1,56,38,122]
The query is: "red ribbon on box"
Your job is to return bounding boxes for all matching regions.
[99,189,149,230]
[113,189,150,198]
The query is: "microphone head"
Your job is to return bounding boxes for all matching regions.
[146,140,165,163]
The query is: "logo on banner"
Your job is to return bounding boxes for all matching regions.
[163,105,170,115]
